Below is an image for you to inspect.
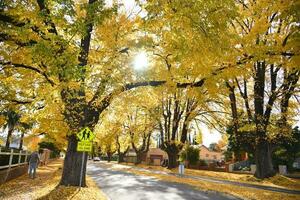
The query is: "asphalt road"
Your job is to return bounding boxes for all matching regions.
[87,162,238,200]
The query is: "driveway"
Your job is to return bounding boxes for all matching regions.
[87,162,238,200]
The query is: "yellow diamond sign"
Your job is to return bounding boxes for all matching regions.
[77,141,92,152]
[77,127,95,142]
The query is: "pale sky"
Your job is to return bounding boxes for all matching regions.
[201,126,222,147]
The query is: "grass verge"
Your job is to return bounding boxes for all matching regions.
[122,162,300,190]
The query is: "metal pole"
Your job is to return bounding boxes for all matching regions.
[79,151,85,188]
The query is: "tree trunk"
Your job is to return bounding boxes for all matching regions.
[253,61,275,179]
[135,151,145,164]
[60,135,87,186]
[59,0,97,186]
[162,142,181,169]
[254,139,275,178]
[5,127,13,149]
[117,147,129,163]
[19,132,24,150]
[107,152,112,162]
[118,152,125,163]
[166,151,178,169]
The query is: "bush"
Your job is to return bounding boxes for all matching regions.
[38,141,60,158]
[101,155,118,161]
[242,167,250,171]
[199,159,208,166]
[0,154,10,166]
[180,145,199,165]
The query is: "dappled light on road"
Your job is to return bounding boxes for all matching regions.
[87,162,236,200]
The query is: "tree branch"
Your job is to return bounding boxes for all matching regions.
[1,61,55,86]
[36,0,58,35]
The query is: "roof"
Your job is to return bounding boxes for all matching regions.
[199,145,222,153]
[200,145,211,151]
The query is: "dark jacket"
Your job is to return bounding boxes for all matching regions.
[29,152,40,164]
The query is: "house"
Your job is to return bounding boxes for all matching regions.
[124,148,168,166]
[145,148,168,166]
[124,149,137,163]
[199,145,223,162]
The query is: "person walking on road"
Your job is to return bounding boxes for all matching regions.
[28,151,40,179]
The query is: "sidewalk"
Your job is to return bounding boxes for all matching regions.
[0,159,62,199]
[0,159,107,200]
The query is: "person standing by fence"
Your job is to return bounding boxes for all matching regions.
[28,151,40,179]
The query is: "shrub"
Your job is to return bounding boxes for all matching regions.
[199,159,208,166]
[180,145,199,165]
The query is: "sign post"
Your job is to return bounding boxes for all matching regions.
[79,151,85,187]
[76,127,95,188]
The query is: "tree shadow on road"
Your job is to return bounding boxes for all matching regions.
[88,164,237,200]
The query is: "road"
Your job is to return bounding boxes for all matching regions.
[87,162,238,200]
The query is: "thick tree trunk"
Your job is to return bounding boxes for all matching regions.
[5,128,13,149]
[135,151,145,164]
[60,135,87,186]
[253,61,275,179]
[254,139,275,178]
[166,151,178,169]
[117,147,129,163]
[162,142,181,169]
[118,152,125,163]
[107,152,112,162]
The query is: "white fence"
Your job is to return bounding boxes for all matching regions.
[0,148,30,170]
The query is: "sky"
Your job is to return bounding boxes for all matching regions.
[201,126,222,147]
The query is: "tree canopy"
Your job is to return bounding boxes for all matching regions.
[0,0,299,184]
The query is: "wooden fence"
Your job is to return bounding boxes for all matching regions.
[0,148,30,170]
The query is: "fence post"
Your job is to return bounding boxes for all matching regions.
[18,150,22,165]
[4,149,14,182]
[25,151,28,164]
[9,149,13,168]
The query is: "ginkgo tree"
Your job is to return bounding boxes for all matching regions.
[95,87,159,164]
[0,0,143,186]
[2,0,296,187]
[224,0,300,178]
[123,107,157,164]
[0,0,238,186]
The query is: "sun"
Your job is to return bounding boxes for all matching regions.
[133,51,148,70]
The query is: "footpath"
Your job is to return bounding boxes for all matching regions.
[0,159,107,200]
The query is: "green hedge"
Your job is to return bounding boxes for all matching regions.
[180,145,200,165]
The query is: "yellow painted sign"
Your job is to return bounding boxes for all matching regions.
[77,127,95,142]
[77,141,92,152]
